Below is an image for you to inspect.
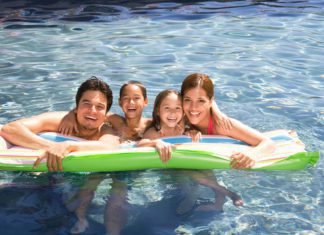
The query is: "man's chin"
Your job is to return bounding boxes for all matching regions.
[80,125,98,131]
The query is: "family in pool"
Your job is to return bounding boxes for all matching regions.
[0,73,276,234]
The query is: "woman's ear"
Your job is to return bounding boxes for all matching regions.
[118,98,122,107]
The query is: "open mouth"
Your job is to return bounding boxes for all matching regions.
[84,115,97,121]
[127,107,137,113]
[167,117,178,122]
[189,111,200,117]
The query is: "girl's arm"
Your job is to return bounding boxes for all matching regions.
[58,109,78,135]
[138,127,173,163]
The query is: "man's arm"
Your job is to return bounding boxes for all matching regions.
[33,132,120,171]
[1,111,68,149]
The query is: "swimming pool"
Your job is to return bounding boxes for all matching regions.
[0,0,323,234]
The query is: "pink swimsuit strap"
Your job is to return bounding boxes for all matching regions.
[207,115,214,135]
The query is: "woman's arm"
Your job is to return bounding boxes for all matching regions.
[217,118,275,169]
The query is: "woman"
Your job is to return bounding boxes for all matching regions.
[181,73,275,169]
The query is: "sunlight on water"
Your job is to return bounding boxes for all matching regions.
[0,0,323,234]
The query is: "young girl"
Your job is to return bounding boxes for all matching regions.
[138,89,244,214]
[181,73,276,169]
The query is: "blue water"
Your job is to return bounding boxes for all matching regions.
[0,0,323,234]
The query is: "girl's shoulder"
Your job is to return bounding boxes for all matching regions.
[143,126,160,139]
[106,113,125,126]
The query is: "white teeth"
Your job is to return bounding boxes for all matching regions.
[190,111,200,116]
[85,116,96,120]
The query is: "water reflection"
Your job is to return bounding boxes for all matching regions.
[64,170,243,234]
[0,0,322,24]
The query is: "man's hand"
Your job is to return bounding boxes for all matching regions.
[33,142,72,171]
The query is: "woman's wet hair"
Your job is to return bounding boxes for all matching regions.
[119,80,147,99]
[75,76,113,112]
[151,89,182,131]
[180,73,214,99]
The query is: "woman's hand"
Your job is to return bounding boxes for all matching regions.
[230,152,255,169]
[185,129,201,142]
[215,112,233,131]
[58,109,78,135]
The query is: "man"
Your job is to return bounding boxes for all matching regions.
[0,76,120,171]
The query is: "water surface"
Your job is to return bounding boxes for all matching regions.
[0,1,323,234]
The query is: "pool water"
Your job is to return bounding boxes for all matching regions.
[0,0,323,234]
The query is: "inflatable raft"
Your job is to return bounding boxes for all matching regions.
[0,130,319,172]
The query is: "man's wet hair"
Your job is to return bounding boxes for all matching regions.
[75,76,113,112]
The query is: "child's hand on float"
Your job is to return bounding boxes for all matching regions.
[58,109,79,135]
[185,130,201,142]
[155,140,174,163]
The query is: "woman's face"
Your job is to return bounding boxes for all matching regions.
[119,84,148,119]
[158,93,183,128]
[182,87,212,125]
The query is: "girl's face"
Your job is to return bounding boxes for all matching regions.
[182,87,212,125]
[119,84,148,119]
[158,93,183,128]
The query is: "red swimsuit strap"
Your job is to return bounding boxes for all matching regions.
[207,115,214,135]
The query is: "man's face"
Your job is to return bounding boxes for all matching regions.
[76,90,108,130]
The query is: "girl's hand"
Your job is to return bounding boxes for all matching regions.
[185,130,201,142]
[215,112,233,131]
[230,152,255,169]
[211,100,233,131]
[155,140,174,163]
[58,110,79,135]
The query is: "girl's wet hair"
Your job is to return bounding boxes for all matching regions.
[75,76,113,112]
[180,73,214,99]
[119,80,147,99]
[151,89,182,131]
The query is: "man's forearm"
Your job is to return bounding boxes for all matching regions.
[1,121,52,149]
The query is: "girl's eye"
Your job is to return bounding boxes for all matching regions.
[183,98,191,102]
